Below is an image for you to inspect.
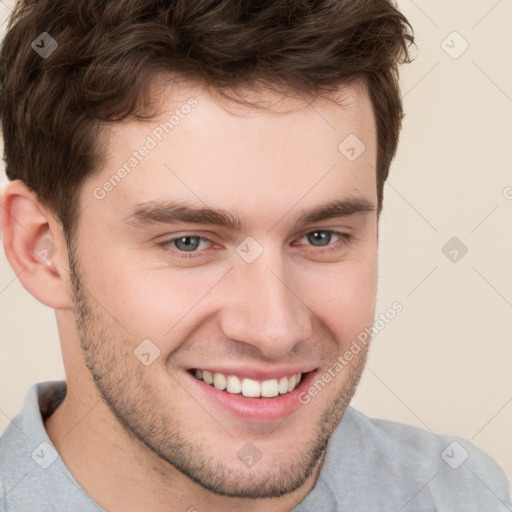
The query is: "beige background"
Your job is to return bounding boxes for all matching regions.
[1,0,511,487]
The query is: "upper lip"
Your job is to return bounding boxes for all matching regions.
[188,365,317,381]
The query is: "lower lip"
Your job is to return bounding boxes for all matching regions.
[184,370,318,422]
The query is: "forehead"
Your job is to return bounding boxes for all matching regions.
[83,79,377,229]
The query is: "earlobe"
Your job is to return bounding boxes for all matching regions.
[0,179,72,310]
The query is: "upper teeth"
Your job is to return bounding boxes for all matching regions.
[194,369,302,398]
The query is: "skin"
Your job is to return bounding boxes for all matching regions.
[1,79,378,512]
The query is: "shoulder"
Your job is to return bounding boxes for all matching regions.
[345,407,504,474]
[322,407,511,510]
[0,381,84,512]
[0,383,42,508]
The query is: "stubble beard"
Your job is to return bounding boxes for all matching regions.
[67,243,369,499]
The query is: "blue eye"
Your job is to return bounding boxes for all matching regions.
[172,235,210,252]
[158,229,351,259]
[299,230,342,247]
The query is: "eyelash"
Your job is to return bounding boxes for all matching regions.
[156,230,352,260]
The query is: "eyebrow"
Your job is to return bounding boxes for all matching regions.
[123,197,375,232]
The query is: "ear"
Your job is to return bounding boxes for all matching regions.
[1,179,72,309]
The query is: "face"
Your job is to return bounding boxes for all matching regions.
[70,81,378,498]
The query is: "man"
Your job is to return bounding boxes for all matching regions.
[0,0,509,511]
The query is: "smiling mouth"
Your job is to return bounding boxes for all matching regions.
[189,369,306,398]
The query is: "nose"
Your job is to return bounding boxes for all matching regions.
[218,248,313,359]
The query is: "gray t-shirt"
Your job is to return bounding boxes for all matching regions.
[0,381,510,511]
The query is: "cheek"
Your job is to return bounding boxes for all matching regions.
[298,255,377,345]
[80,247,228,344]
[78,233,377,355]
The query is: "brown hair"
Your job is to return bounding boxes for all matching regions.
[0,0,413,241]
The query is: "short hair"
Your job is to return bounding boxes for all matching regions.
[0,0,413,240]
